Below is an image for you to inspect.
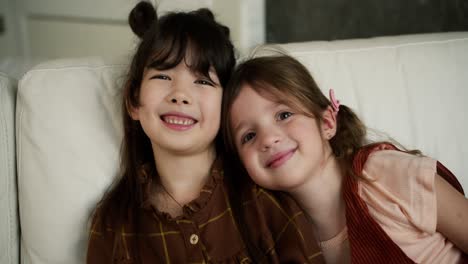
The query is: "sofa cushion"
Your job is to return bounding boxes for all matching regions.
[16,58,126,264]
[0,73,19,264]
[278,32,468,191]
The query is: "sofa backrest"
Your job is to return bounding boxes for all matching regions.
[15,32,468,264]
[0,73,19,264]
[278,32,468,189]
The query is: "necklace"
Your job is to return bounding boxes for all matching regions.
[161,184,184,209]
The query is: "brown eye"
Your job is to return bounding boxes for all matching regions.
[277,111,293,121]
[241,132,256,144]
[150,74,170,80]
[195,79,214,86]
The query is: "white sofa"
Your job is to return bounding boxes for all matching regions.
[1,32,467,264]
[0,73,19,264]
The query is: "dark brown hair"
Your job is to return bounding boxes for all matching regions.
[91,2,235,261]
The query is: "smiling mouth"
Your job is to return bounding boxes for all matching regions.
[266,148,297,168]
[160,114,198,130]
[162,116,196,125]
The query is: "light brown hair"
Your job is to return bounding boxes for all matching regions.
[220,55,367,260]
[222,55,367,167]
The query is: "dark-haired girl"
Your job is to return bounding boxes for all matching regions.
[87,3,324,263]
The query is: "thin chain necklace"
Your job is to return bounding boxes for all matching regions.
[161,184,184,210]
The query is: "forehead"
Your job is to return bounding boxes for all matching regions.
[230,83,315,124]
[233,84,270,107]
[230,84,279,126]
[232,83,287,110]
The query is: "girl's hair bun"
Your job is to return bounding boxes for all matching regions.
[193,8,230,37]
[128,1,157,38]
[193,8,215,21]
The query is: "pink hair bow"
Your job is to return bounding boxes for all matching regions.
[329,89,340,114]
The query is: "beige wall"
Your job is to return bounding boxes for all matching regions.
[1,0,264,60]
[0,0,19,58]
[27,18,135,59]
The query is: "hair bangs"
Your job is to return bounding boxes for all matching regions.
[246,76,315,119]
[146,24,187,70]
[145,12,229,85]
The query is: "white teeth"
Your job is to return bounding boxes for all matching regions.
[163,117,195,125]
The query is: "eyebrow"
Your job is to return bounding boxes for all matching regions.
[199,70,220,85]
[232,120,246,136]
[144,66,166,73]
[206,68,221,85]
[231,100,283,134]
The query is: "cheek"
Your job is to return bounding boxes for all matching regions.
[202,91,222,114]
[139,90,164,108]
[241,156,269,188]
[239,149,257,174]
[291,119,321,140]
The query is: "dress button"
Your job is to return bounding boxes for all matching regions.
[190,234,199,245]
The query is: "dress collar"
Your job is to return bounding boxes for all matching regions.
[140,157,224,220]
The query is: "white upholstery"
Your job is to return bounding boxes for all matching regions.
[13,32,468,264]
[16,58,126,264]
[0,57,46,81]
[0,73,19,264]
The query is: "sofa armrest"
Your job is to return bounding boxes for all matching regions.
[0,73,20,264]
[17,58,126,264]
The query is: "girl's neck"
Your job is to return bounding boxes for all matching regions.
[289,152,347,242]
[152,145,217,206]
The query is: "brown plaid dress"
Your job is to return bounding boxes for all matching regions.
[87,160,324,263]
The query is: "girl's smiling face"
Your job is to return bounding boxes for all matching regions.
[130,60,222,156]
[230,84,335,191]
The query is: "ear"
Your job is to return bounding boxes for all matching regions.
[127,103,140,121]
[321,106,337,140]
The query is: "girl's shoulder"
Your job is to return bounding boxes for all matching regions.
[88,203,133,234]
[360,145,436,183]
[357,147,438,233]
[88,205,116,234]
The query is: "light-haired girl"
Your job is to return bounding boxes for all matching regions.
[222,55,468,263]
[87,3,324,263]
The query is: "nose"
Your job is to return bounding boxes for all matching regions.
[170,95,190,105]
[259,129,281,152]
[166,81,192,105]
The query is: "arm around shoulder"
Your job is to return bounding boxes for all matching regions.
[252,188,325,263]
[435,173,468,253]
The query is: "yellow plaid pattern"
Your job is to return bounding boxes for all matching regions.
[87,163,324,263]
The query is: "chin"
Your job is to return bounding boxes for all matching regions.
[158,141,198,153]
[251,177,298,192]
[274,176,308,192]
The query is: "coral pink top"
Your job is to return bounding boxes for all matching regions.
[358,150,463,263]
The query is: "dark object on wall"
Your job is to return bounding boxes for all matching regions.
[0,15,5,35]
[267,0,468,43]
